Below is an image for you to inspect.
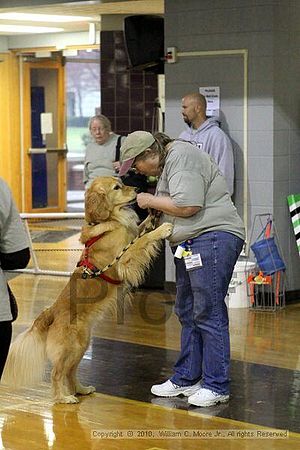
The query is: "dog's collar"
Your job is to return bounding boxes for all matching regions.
[85,234,103,248]
[77,234,121,285]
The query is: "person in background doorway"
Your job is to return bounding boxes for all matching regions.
[0,178,30,379]
[119,131,245,407]
[179,92,234,196]
[83,114,148,220]
[83,114,122,188]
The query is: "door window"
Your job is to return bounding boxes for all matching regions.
[65,49,100,209]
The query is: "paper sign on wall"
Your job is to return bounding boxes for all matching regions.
[199,86,220,117]
[40,112,53,135]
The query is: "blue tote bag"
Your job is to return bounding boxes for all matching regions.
[250,220,286,275]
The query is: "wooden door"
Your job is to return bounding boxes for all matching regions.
[22,57,66,212]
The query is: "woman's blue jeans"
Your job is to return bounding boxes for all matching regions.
[171,231,244,395]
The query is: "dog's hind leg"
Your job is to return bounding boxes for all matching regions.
[65,333,95,398]
[51,355,80,404]
[67,363,96,397]
[76,381,96,395]
[69,368,96,396]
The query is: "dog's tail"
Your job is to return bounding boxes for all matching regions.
[1,308,53,388]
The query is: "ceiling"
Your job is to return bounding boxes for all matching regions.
[0,0,164,36]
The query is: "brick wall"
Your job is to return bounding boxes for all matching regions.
[100,30,158,134]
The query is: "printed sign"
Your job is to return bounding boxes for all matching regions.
[199,86,220,117]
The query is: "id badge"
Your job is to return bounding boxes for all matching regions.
[184,253,203,271]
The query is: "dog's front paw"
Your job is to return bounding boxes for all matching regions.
[156,222,173,239]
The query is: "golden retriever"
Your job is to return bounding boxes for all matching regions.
[2,177,173,403]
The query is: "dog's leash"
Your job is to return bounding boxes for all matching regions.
[78,211,161,280]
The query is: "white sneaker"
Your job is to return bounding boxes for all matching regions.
[188,388,229,407]
[151,379,202,397]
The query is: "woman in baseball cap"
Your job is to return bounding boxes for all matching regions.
[120,130,245,408]
[119,131,157,176]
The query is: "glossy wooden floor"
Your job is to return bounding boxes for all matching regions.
[1,229,300,449]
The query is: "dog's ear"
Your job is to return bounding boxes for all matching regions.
[85,187,111,223]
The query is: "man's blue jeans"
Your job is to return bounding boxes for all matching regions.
[171,231,244,395]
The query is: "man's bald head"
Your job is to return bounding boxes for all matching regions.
[181,92,207,129]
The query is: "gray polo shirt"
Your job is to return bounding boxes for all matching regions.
[83,133,125,188]
[156,140,245,246]
[0,178,29,321]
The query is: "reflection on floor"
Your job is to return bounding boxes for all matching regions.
[31,230,78,243]
[73,336,300,433]
[1,237,300,449]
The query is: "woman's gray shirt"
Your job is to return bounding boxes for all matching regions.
[156,141,245,246]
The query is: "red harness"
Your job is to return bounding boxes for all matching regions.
[77,234,121,285]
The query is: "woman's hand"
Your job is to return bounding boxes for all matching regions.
[138,194,200,217]
[113,161,121,172]
[137,193,154,209]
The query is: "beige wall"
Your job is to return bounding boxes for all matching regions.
[0,52,22,207]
